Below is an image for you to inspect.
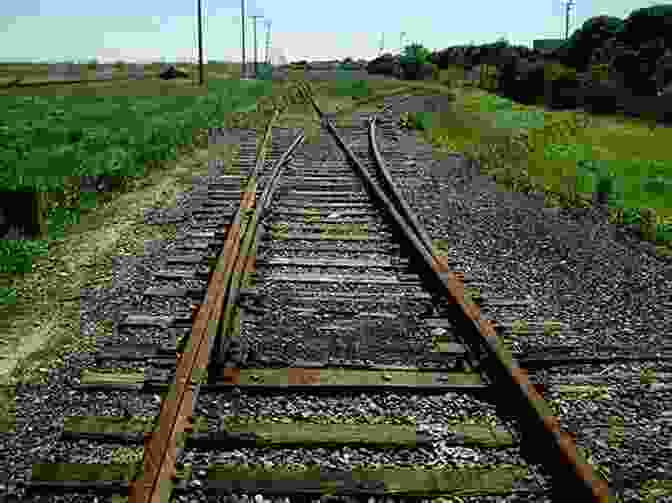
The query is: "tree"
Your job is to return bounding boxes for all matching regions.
[556,16,625,71]
[399,43,431,79]
[494,36,510,48]
[618,4,672,44]
[400,43,430,66]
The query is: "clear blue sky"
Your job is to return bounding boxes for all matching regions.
[0,0,663,64]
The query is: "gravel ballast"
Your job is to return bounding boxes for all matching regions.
[4,95,672,503]
[346,94,672,501]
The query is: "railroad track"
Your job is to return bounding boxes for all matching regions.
[22,81,614,503]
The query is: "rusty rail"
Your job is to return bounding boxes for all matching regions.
[368,117,611,502]
[298,81,611,502]
[217,131,306,360]
[128,111,280,503]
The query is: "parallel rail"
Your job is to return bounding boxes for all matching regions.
[21,80,615,503]
[128,110,306,503]
[295,80,610,502]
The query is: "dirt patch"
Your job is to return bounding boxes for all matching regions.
[0,140,236,385]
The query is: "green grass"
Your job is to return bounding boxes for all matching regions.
[1,78,272,190]
[0,203,89,305]
[328,76,373,99]
[408,68,672,248]
[0,75,277,304]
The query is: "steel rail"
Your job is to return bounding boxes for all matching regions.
[129,111,279,503]
[217,131,306,362]
[298,82,611,503]
[367,117,611,502]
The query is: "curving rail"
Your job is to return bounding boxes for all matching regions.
[295,80,611,503]
[22,79,615,503]
[129,110,306,503]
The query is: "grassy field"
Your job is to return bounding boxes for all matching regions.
[396,66,672,249]
[0,61,241,89]
[0,63,670,503]
[3,62,672,312]
[0,70,283,305]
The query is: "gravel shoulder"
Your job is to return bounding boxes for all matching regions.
[367,93,672,501]
[0,129,255,499]
[2,82,672,501]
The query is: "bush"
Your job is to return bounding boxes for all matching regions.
[366,53,402,78]
[420,62,439,80]
[512,60,547,104]
[618,5,672,45]
[399,111,432,131]
[400,43,432,80]
[589,63,611,83]
[580,79,628,114]
[477,64,499,91]
[543,62,581,109]
[554,16,625,71]
[256,63,273,80]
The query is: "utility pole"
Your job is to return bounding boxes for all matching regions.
[250,15,263,78]
[241,0,246,78]
[264,20,271,65]
[564,0,575,40]
[197,0,204,85]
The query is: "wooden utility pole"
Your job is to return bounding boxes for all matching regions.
[564,0,575,39]
[264,20,271,65]
[250,15,263,78]
[197,0,204,85]
[241,0,246,78]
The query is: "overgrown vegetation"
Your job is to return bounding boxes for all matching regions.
[0,77,276,302]
[403,72,672,252]
[4,56,672,381]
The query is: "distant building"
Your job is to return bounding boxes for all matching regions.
[269,48,288,67]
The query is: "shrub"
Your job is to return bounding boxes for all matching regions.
[421,62,440,81]
[512,60,547,105]
[399,111,432,131]
[543,62,581,109]
[399,43,432,80]
[366,53,402,78]
[477,64,499,91]
[494,37,510,49]
[581,79,628,114]
[618,5,672,45]
[555,16,625,71]
[589,63,611,83]
[256,63,273,80]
